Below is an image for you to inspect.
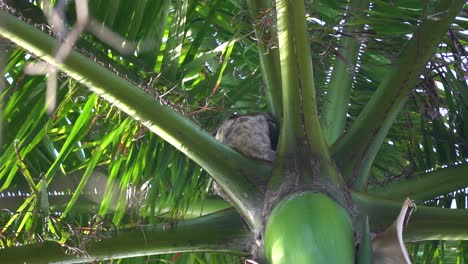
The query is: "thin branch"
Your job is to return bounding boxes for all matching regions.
[245,0,283,120]
[353,192,468,241]
[0,209,251,263]
[367,163,468,201]
[321,0,369,145]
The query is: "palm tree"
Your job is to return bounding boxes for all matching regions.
[0,0,467,263]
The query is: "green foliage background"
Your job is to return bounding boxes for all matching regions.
[0,0,467,262]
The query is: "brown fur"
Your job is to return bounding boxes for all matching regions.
[215,113,277,161]
[212,113,278,199]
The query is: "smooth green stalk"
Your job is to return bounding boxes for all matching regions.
[273,0,337,187]
[265,192,354,264]
[246,0,283,120]
[0,209,251,263]
[357,216,372,264]
[0,192,231,219]
[353,192,468,241]
[332,0,465,190]
[0,10,267,228]
[322,0,369,145]
[367,163,468,201]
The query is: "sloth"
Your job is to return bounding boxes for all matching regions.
[212,112,278,199]
[215,112,278,161]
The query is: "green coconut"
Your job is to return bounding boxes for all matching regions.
[264,192,355,264]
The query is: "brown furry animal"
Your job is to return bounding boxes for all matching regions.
[214,112,278,161]
[212,113,278,199]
